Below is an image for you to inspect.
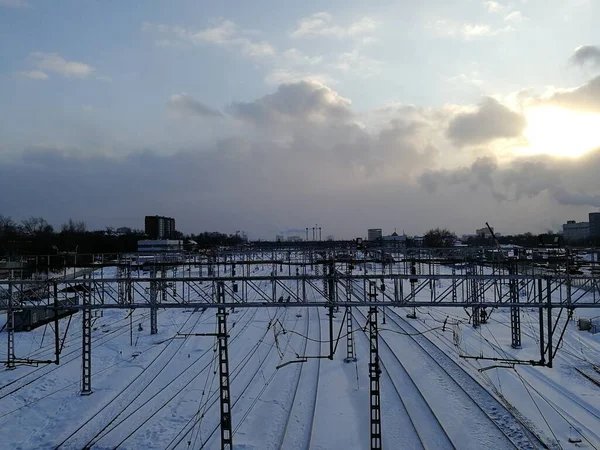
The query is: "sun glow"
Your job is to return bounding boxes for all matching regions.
[519,106,600,158]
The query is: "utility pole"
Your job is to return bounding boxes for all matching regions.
[6,282,15,370]
[344,269,356,363]
[368,281,382,450]
[216,282,233,450]
[510,264,521,348]
[81,274,92,395]
[150,265,158,335]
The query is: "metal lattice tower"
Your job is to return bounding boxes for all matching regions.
[6,283,15,370]
[344,272,356,362]
[216,282,232,450]
[510,264,522,348]
[368,281,382,450]
[81,274,92,395]
[150,267,158,335]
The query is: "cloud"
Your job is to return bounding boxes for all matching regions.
[167,93,223,118]
[432,19,514,39]
[546,75,600,112]
[264,69,334,86]
[291,12,377,39]
[570,45,600,67]
[30,52,94,78]
[142,20,275,58]
[229,80,353,127]
[0,0,28,7]
[484,1,504,13]
[18,70,48,80]
[4,79,598,236]
[331,50,383,77]
[446,97,526,147]
[504,11,526,23]
[418,148,600,209]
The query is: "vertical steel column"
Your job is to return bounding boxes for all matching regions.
[81,274,92,395]
[538,278,545,366]
[368,281,382,450]
[6,282,15,370]
[470,266,479,328]
[451,266,457,302]
[546,277,553,368]
[216,282,232,450]
[510,265,521,348]
[150,266,158,335]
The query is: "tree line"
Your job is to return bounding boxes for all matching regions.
[0,215,244,256]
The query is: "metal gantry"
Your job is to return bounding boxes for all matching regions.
[2,247,600,449]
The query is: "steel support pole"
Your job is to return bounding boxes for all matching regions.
[546,278,553,368]
[81,275,92,395]
[216,282,232,450]
[510,265,521,348]
[6,283,15,370]
[150,267,158,335]
[344,275,356,362]
[368,281,382,450]
[538,279,545,366]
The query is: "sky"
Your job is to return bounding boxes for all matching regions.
[0,0,599,239]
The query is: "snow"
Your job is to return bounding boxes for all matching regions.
[1,257,599,449]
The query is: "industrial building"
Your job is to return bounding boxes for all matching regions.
[562,220,590,242]
[145,216,176,239]
[368,229,382,241]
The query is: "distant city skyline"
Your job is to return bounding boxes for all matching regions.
[1,1,599,238]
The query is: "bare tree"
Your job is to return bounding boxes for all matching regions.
[0,215,17,236]
[21,216,53,235]
[61,218,87,233]
[423,228,456,247]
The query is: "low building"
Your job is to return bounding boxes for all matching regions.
[137,240,183,253]
[368,229,382,241]
[563,220,590,242]
[287,235,302,242]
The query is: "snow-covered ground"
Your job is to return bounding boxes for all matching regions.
[1,259,599,449]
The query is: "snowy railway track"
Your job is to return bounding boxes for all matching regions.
[383,306,544,450]
[174,307,302,449]
[425,308,600,447]
[353,307,454,450]
[278,306,321,450]
[0,310,152,402]
[60,275,270,449]
[51,305,208,449]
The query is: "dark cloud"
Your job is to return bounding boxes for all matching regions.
[2,80,597,237]
[546,75,600,112]
[228,81,352,126]
[571,45,600,67]
[419,148,600,209]
[167,93,223,118]
[446,97,526,147]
